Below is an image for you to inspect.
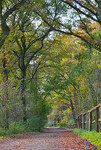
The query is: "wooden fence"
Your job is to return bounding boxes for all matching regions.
[76,103,101,132]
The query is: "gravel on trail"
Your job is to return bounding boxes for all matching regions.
[0,128,98,150]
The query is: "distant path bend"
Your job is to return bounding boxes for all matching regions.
[0,128,98,150]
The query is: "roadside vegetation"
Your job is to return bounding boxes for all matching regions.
[73,128,101,149]
[47,126,101,149]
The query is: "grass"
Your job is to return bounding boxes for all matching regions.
[46,126,63,128]
[46,126,73,131]
[65,127,73,131]
[71,128,101,150]
[0,136,3,141]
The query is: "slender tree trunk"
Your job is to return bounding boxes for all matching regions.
[5,75,9,129]
[20,51,27,123]
[96,69,101,104]
[21,70,27,123]
[88,78,97,106]
[68,96,77,127]
[2,51,9,129]
[73,88,81,114]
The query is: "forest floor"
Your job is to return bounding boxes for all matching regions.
[0,128,98,150]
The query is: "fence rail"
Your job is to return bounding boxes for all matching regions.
[76,103,101,132]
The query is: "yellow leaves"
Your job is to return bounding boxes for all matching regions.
[67,108,71,114]
[91,22,99,32]
[97,63,101,70]
[61,58,69,65]
[75,21,100,46]
[61,57,77,70]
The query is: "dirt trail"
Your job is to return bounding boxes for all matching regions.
[0,128,98,150]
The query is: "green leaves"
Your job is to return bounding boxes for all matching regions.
[74,50,91,61]
[73,129,101,149]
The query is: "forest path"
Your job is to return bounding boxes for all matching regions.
[0,128,98,150]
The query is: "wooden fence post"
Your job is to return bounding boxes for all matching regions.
[77,117,79,128]
[95,107,99,132]
[86,113,89,131]
[82,114,85,129]
[77,116,82,128]
[79,115,81,128]
[78,116,80,128]
[88,111,92,131]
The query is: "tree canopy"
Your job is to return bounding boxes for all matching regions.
[0,0,101,131]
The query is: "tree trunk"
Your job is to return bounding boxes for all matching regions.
[88,78,97,106]
[21,70,27,123]
[2,51,9,129]
[69,96,77,127]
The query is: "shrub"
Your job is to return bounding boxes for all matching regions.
[8,122,26,134]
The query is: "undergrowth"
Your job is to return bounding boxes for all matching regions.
[73,128,101,149]
[0,122,46,140]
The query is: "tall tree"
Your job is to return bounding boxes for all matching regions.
[10,9,51,123]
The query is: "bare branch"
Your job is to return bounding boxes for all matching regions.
[61,0,100,23]
[25,39,44,68]
[30,60,42,82]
